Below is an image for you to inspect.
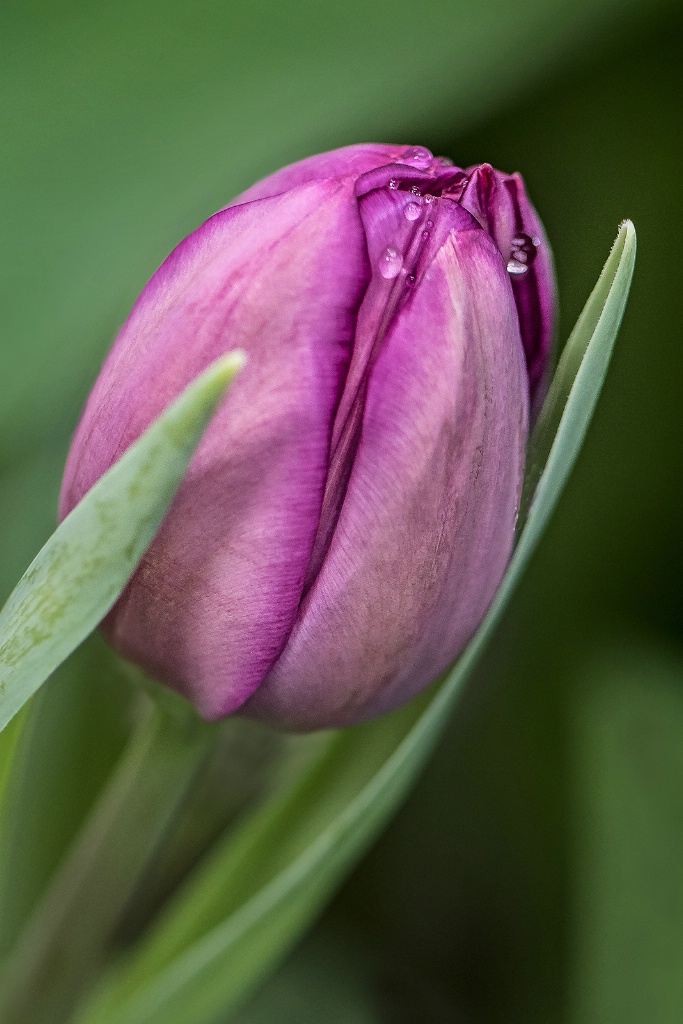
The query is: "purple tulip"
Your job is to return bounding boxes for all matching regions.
[59,144,556,730]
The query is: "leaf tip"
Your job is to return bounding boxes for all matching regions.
[614,218,637,260]
[183,350,247,423]
[208,350,248,391]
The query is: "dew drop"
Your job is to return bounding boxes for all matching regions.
[379,246,403,279]
[404,201,421,221]
[507,258,528,276]
[421,229,431,239]
[405,274,416,287]
[424,194,435,205]
[426,219,434,228]
[402,146,432,169]
[410,184,422,196]
[388,178,399,190]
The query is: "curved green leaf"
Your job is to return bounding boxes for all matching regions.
[522,219,637,515]
[71,223,636,1024]
[0,707,27,840]
[0,640,132,958]
[0,696,216,1024]
[0,352,245,735]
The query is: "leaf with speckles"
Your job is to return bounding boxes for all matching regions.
[0,352,245,735]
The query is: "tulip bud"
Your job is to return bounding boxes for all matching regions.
[60,144,556,730]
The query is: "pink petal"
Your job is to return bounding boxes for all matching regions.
[230,143,406,206]
[461,165,557,407]
[60,179,369,719]
[245,206,529,730]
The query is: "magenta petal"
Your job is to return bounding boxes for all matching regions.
[302,165,463,583]
[244,222,529,730]
[60,179,370,719]
[230,143,405,206]
[504,172,557,406]
[461,165,556,407]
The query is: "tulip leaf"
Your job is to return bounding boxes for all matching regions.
[0,707,27,839]
[0,640,133,959]
[522,219,637,516]
[70,222,635,1024]
[0,696,217,1024]
[0,352,245,736]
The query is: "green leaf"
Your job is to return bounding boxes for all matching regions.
[522,219,637,514]
[0,351,245,735]
[569,644,683,1024]
[70,224,636,1024]
[0,639,133,957]
[0,695,217,1024]
[0,707,27,838]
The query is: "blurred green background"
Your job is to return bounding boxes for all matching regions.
[1,0,682,1021]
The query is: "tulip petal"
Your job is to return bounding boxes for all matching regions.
[60,180,370,719]
[505,172,557,406]
[302,167,455,582]
[461,166,557,407]
[246,219,529,729]
[230,144,404,206]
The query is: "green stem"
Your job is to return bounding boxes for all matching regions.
[0,695,215,1024]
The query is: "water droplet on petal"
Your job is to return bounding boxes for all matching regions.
[424,194,435,205]
[404,202,421,221]
[379,246,403,279]
[402,146,432,169]
[422,229,431,239]
[507,258,528,276]
[426,219,434,228]
[406,274,416,286]
[410,184,422,196]
[388,178,399,190]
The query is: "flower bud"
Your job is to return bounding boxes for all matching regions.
[60,144,556,730]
